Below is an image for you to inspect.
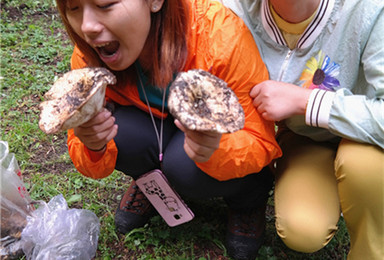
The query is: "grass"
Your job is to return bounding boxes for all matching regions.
[0,1,350,259]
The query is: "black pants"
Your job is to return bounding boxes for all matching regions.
[114,106,273,210]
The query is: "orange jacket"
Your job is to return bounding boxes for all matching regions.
[67,0,282,181]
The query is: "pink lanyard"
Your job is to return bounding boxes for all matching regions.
[137,75,166,163]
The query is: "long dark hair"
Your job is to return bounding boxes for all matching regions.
[56,0,189,88]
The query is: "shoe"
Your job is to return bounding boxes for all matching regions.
[225,205,266,260]
[115,180,155,234]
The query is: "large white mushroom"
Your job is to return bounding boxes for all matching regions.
[168,69,244,134]
[39,67,116,134]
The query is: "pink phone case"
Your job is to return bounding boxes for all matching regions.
[136,169,194,227]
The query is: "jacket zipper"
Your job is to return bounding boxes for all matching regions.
[277,49,294,81]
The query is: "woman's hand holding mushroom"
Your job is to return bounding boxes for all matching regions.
[174,119,222,163]
[74,108,118,152]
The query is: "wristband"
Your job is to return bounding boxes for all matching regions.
[87,144,106,152]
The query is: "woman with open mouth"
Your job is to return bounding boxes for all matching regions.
[54,0,282,259]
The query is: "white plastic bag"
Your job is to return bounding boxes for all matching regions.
[21,194,100,260]
[0,141,33,259]
[0,141,100,260]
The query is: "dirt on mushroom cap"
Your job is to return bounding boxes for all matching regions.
[38,67,116,134]
[168,69,244,134]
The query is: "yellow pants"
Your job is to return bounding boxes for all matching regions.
[274,131,384,260]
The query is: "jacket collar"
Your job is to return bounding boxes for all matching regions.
[261,0,335,49]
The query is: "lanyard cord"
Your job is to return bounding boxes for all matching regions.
[137,74,166,163]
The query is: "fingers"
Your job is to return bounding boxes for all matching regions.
[175,119,221,136]
[174,120,221,147]
[250,81,313,121]
[74,108,118,150]
[249,83,261,98]
[83,124,118,151]
[253,95,263,111]
[78,123,118,146]
[80,108,112,128]
[76,109,115,135]
[250,83,265,111]
[174,119,187,132]
[183,132,221,163]
[250,81,277,120]
[183,141,213,162]
[175,119,222,162]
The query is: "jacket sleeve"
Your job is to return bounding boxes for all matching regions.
[67,129,118,179]
[66,46,119,179]
[194,7,282,180]
[305,8,384,149]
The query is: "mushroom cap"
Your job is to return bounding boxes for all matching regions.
[39,67,116,134]
[168,69,245,133]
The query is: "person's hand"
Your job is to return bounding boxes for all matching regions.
[174,119,222,163]
[73,108,118,152]
[250,80,312,121]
